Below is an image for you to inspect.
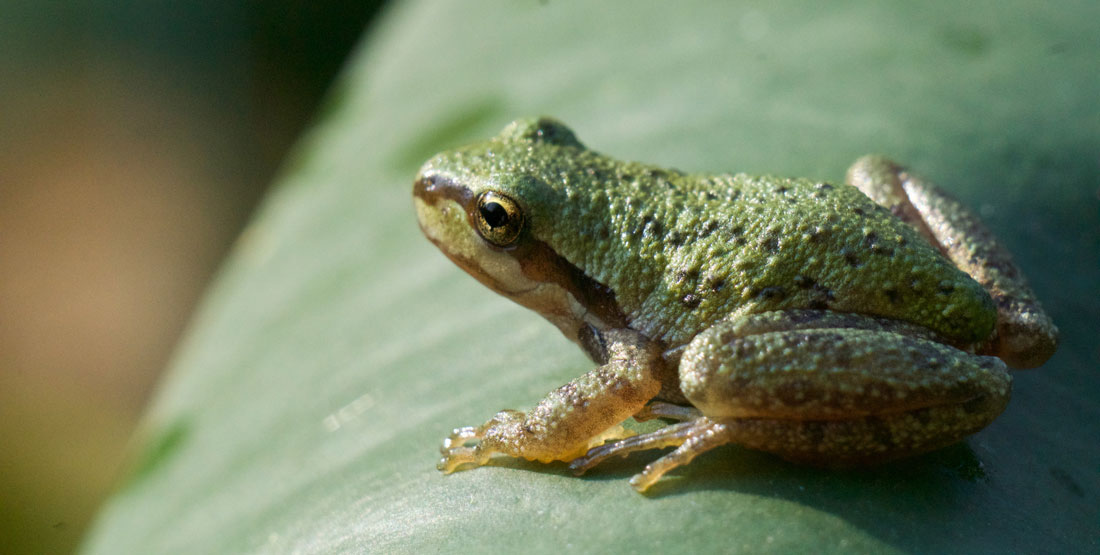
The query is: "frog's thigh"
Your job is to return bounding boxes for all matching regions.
[846,155,1057,368]
[679,317,1011,464]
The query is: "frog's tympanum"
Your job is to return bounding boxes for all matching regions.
[412,117,1058,492]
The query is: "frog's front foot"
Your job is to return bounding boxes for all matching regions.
[437,409,524,473]
[438,425,487,473]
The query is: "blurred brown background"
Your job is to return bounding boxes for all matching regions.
[0,2,383,553]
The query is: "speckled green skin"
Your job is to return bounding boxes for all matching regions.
[418,118,1049,491]
[419,118,996,349]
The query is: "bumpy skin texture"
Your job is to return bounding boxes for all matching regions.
[418,120,995,349]
[414,117,1057,492]
[846,156,1058,368]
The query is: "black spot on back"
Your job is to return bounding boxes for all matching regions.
[757,286,786,301]
[675,268,700,285]
[841,248,862,267]
[681,294,701,309]
[760,232,780,253]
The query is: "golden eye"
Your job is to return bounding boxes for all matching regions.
[475,191,524,246]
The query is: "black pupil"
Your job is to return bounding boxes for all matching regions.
[480,202,510,228]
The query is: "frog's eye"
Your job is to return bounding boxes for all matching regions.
[475,191,524,246]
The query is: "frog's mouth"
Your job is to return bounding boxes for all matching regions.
[414,174,627,355]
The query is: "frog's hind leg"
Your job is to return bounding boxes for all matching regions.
[569,417,732,492]
[576,311,1013,492]
[679,311,1009,485]
[846,156,1058,368]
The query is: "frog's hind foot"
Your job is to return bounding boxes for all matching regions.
[570,417,732,492]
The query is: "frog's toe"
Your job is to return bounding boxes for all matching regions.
[440,426,480,452]
[438,425,490,473]
[437,447,489,473]
[628,419,732,492]
[571,417,735,491]
[569,419,698,476]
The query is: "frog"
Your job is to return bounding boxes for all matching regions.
[412,117,1058,492]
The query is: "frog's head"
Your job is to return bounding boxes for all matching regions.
[413,117,625,362]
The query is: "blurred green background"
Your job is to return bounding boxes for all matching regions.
[0,2,383,553]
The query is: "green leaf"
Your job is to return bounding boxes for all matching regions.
[83,1,1100,553]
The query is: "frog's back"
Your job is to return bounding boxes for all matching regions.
[583,170,997,349]
[423,117,995,352]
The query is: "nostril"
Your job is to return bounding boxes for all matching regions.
[412,175,434,197]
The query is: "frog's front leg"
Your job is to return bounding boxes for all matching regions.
[438,328,663,472]
[846,155,1058,368]
[572,310,1011,492]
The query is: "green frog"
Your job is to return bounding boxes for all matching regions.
[412,117,1058,492]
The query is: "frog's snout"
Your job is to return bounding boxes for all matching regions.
[412,173,437,202]
[413,172,475,209]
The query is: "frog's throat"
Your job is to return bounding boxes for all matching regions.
[414,179,627,350]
